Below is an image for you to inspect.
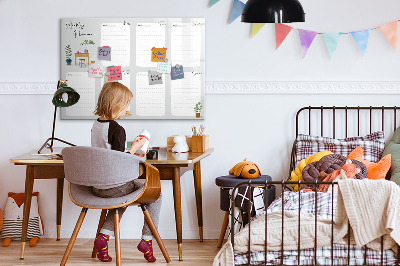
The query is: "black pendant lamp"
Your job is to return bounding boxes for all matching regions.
[242,0,305,23]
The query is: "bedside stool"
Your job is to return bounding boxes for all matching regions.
[215,175,275,248]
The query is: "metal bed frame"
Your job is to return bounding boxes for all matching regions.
[230,106,400,266]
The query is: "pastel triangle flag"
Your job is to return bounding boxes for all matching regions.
[229,0,245,24]
[251,23,266,38]
[275,23,293,49]
[298,29,317,58]
[378,21,397,50]
[323,33,341,58]
[351,29,370,55]
[209,0,220,7]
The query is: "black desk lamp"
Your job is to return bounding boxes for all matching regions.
[241,0,305,23]
[38,80,80,154]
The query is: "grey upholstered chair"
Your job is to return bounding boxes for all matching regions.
[60,146,171,265]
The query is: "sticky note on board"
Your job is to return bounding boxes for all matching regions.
[157,62,170,73]
[151,47,167,62]
[107,66,122,81]
[98,46,111,61]
[148,70,163,85]
[88,63,104,78]
[171,65,184,80]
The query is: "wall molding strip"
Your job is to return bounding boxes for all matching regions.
[1,81,400,95]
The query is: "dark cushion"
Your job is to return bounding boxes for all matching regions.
[215,175,271,188]
[382,126,400,184]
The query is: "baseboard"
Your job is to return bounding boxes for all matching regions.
[1,81,400,94]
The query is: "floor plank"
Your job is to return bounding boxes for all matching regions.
[0,239,221,265]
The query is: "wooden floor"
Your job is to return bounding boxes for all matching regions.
[0,239,222,265]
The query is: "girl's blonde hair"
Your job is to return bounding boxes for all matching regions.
[95,82,133,120]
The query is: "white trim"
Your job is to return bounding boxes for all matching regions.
[206,81,400,94]
[1,81,400,95]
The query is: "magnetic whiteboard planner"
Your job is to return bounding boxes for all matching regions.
[61,18,205,120]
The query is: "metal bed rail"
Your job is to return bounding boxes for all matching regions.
[230,180,400,266]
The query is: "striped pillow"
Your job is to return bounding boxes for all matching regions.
[294,131,385,166]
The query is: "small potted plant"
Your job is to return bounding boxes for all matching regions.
[65,45,72,65]
[194,102,203,118]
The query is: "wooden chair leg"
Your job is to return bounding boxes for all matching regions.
[60,208,88,266]
[114,210,121,266]
[91,209,108,258]
[141,205,171,263]
[217,211,230,248]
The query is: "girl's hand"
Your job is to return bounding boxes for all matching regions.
[129,137,147,154]
[134,149,149,157]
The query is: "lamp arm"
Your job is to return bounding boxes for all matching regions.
[50,105,57,148]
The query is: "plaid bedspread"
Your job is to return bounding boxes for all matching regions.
[234,191,397,265]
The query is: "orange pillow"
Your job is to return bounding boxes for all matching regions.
[347,146,391,180]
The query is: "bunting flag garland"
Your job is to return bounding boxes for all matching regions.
[209,0,221,8]
[275,23,293,49]
[323,33,341,58]
[378,21,398,50]
[207,4,400,58]
[229,0,245,24]
[298,29,317,58]
[251,23,266,38]
[351,29,370,55]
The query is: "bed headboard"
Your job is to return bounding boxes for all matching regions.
[290,106,400,179]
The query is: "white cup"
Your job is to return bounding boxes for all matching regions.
[135,129,150,154]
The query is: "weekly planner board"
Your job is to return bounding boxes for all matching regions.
[60,18,205,120]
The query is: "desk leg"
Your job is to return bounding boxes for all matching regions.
[172,167,183,261]
[56,178,64,241]
[20,165,35,259]
[193,161,203,242]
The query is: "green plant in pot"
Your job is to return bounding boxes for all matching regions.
[65,45,72,65]
[194,102,203,118]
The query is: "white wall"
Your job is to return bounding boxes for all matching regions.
[1,0,400,239]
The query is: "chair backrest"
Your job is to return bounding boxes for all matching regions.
[62,146,145,187]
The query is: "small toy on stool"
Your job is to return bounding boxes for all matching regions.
[229,159,261,179]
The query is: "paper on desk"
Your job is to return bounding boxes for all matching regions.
[136,72,165,116]
[65,72,96,117]
[171,71,202,116]
[101,23,130,67]
[171,22,202,67]
[136,22,166,67]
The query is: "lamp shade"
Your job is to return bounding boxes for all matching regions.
[241,0,305,23]
[52,84,80,107]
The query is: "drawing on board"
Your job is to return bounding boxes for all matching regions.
[61,18,205,120]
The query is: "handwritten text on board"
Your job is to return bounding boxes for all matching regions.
[98,46,111,60]
[171,65,184,80]
[148,70,163,85]
[88,64,103,78]
[107,66,122,81]
[151,47,167,62]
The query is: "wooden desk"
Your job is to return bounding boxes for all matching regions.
[74,52,89,66]
[10,147,213,261]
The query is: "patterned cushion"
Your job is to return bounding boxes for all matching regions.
[294,131,385,166]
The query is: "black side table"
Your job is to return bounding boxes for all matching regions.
[215,175,275,248]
